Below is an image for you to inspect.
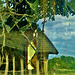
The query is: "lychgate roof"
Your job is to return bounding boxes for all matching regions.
[0,28,58,54]
[37,31,58,54]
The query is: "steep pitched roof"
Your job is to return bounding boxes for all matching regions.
[37,31,58,54]
[0,28,58,54]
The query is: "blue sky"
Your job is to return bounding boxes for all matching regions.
[37,15,75,59]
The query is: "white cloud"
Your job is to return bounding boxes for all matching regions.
[58,47,75,52]
[52,21,75,29]
[62,22,70,26]
[44,15,75,40]
[37,15,75,40]
[58,53,75,57]
[48,53,75,59]
[52,41,60,44]
[45,31,72,40]
[71,32,75,35]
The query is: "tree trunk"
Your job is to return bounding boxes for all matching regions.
[13,56,15,75]
[4,54,9,75]
[20,58,24,75]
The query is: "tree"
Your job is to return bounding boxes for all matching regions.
[48,56,75,71]
[0,0,75,30]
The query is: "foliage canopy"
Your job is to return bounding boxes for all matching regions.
[48,56,75,71]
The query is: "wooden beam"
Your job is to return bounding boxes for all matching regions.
[4,54,9,75]
[25,45,28,74]
[44,59,48,75]
[20,58,24,75]
[25,45,28,68]
[13,56,15,75]
[36,59,39,75]
[29,70,32,75]
[0,54,1,67]
[40,54,44,74]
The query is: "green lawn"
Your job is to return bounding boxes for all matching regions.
[55,73,75,75]
[48,69,75,75]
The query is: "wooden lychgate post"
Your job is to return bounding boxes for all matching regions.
[4,54,9,75]
[13,56,15,75]
[20,58,24,75]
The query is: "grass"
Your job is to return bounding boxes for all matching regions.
[55,73,75,75]
[48,69,75,75]
[0,69,75,75]
[0,73,75,75]
[48,72,75,75]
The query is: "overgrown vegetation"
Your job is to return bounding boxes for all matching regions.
[48,55,75,72]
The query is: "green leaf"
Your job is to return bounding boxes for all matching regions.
[21,24,31,32]
[26,15,38,23]
[66,0,75,12]
[0,0,5,5]
[5,25,11,33]
[27,0,39,11]
[0,22,2,27]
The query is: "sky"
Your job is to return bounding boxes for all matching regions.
[68,0,71,2]
[37,15,75,59]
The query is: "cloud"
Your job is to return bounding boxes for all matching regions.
[58,53,75,57]
[52,21,75,29]
[45,31,72,40]
[71,32,75,35]
[43,15,75,40]
[58,47,75,52]
[48,53,75,59]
